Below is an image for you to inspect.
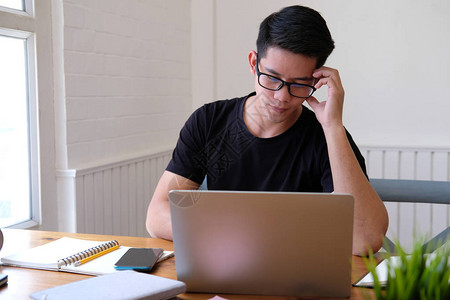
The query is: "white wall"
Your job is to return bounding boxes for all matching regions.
[63,0,191,169]
[192,0,450,148]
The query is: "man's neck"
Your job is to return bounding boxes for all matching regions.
[243,95,303,138]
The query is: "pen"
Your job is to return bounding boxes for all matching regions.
[56,240,120,269]
[74,244,120,266]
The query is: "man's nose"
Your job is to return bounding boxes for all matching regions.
[273,83,291,102]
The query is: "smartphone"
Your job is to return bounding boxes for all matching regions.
[114,248,163,271]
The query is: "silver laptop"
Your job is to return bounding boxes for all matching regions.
[169,190,354,298]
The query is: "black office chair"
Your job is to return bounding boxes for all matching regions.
[371,178,450,253]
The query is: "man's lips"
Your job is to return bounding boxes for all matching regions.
[268,105,288,114]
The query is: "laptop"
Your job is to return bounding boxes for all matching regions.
[169,190,354,298]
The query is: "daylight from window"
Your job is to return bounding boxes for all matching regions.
[0,35,31,227]
[0,0,24,11]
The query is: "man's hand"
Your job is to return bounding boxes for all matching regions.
[306,67,345,130]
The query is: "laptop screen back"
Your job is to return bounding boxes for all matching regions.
[169,190,354,298]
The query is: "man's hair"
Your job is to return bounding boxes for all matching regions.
[256,5,335,68]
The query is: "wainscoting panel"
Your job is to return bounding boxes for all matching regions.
[360,146,450,251]
[74,150,172,237]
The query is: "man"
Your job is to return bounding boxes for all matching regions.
[146,5,388,256]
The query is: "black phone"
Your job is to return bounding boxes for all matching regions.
[114,248,163,271]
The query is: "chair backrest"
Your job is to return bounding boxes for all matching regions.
[371,178,450,253]
[371,179,450,204]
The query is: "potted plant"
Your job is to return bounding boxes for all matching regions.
[364,239,449,300]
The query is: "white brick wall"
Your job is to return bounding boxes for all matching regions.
[63,0,191,168]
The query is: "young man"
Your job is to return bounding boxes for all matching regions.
[146,5,388,256]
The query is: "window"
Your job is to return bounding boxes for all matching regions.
[0,0,24,11]
[0,28,39,228]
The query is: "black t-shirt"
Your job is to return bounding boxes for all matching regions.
[167,92,367,192]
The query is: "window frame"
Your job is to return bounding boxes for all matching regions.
[0,1,40,228]
[0,0,33,16]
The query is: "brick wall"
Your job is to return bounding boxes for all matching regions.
[63,0,191,169]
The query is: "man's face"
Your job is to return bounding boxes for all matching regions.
[251,47,317,125]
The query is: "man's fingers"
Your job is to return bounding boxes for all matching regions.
[313,67,342,87]
[314,76,337,91]
[306,96,321,110]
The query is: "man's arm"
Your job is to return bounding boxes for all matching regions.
[307,67,389,256]
[146,170,200,240]
[325,125,388,255]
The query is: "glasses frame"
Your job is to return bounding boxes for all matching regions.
[255,56,317,99]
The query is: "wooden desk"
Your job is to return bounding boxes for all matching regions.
[0,229,375,299]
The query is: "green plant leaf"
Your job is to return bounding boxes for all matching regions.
[363,237,450,300]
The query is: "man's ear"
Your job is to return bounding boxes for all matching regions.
[248,50,257,75]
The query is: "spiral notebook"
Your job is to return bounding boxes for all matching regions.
[0,237,174,276]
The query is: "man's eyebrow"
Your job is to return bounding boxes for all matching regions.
[264,66,314,81]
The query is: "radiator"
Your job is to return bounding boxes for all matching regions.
[73,150,172,237]
[360,146,450,250]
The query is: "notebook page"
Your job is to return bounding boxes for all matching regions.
[355,256,403,287]
[1,237,109,270]
[61,246,129,275]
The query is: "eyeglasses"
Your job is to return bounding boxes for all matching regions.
[255,58,316,99]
